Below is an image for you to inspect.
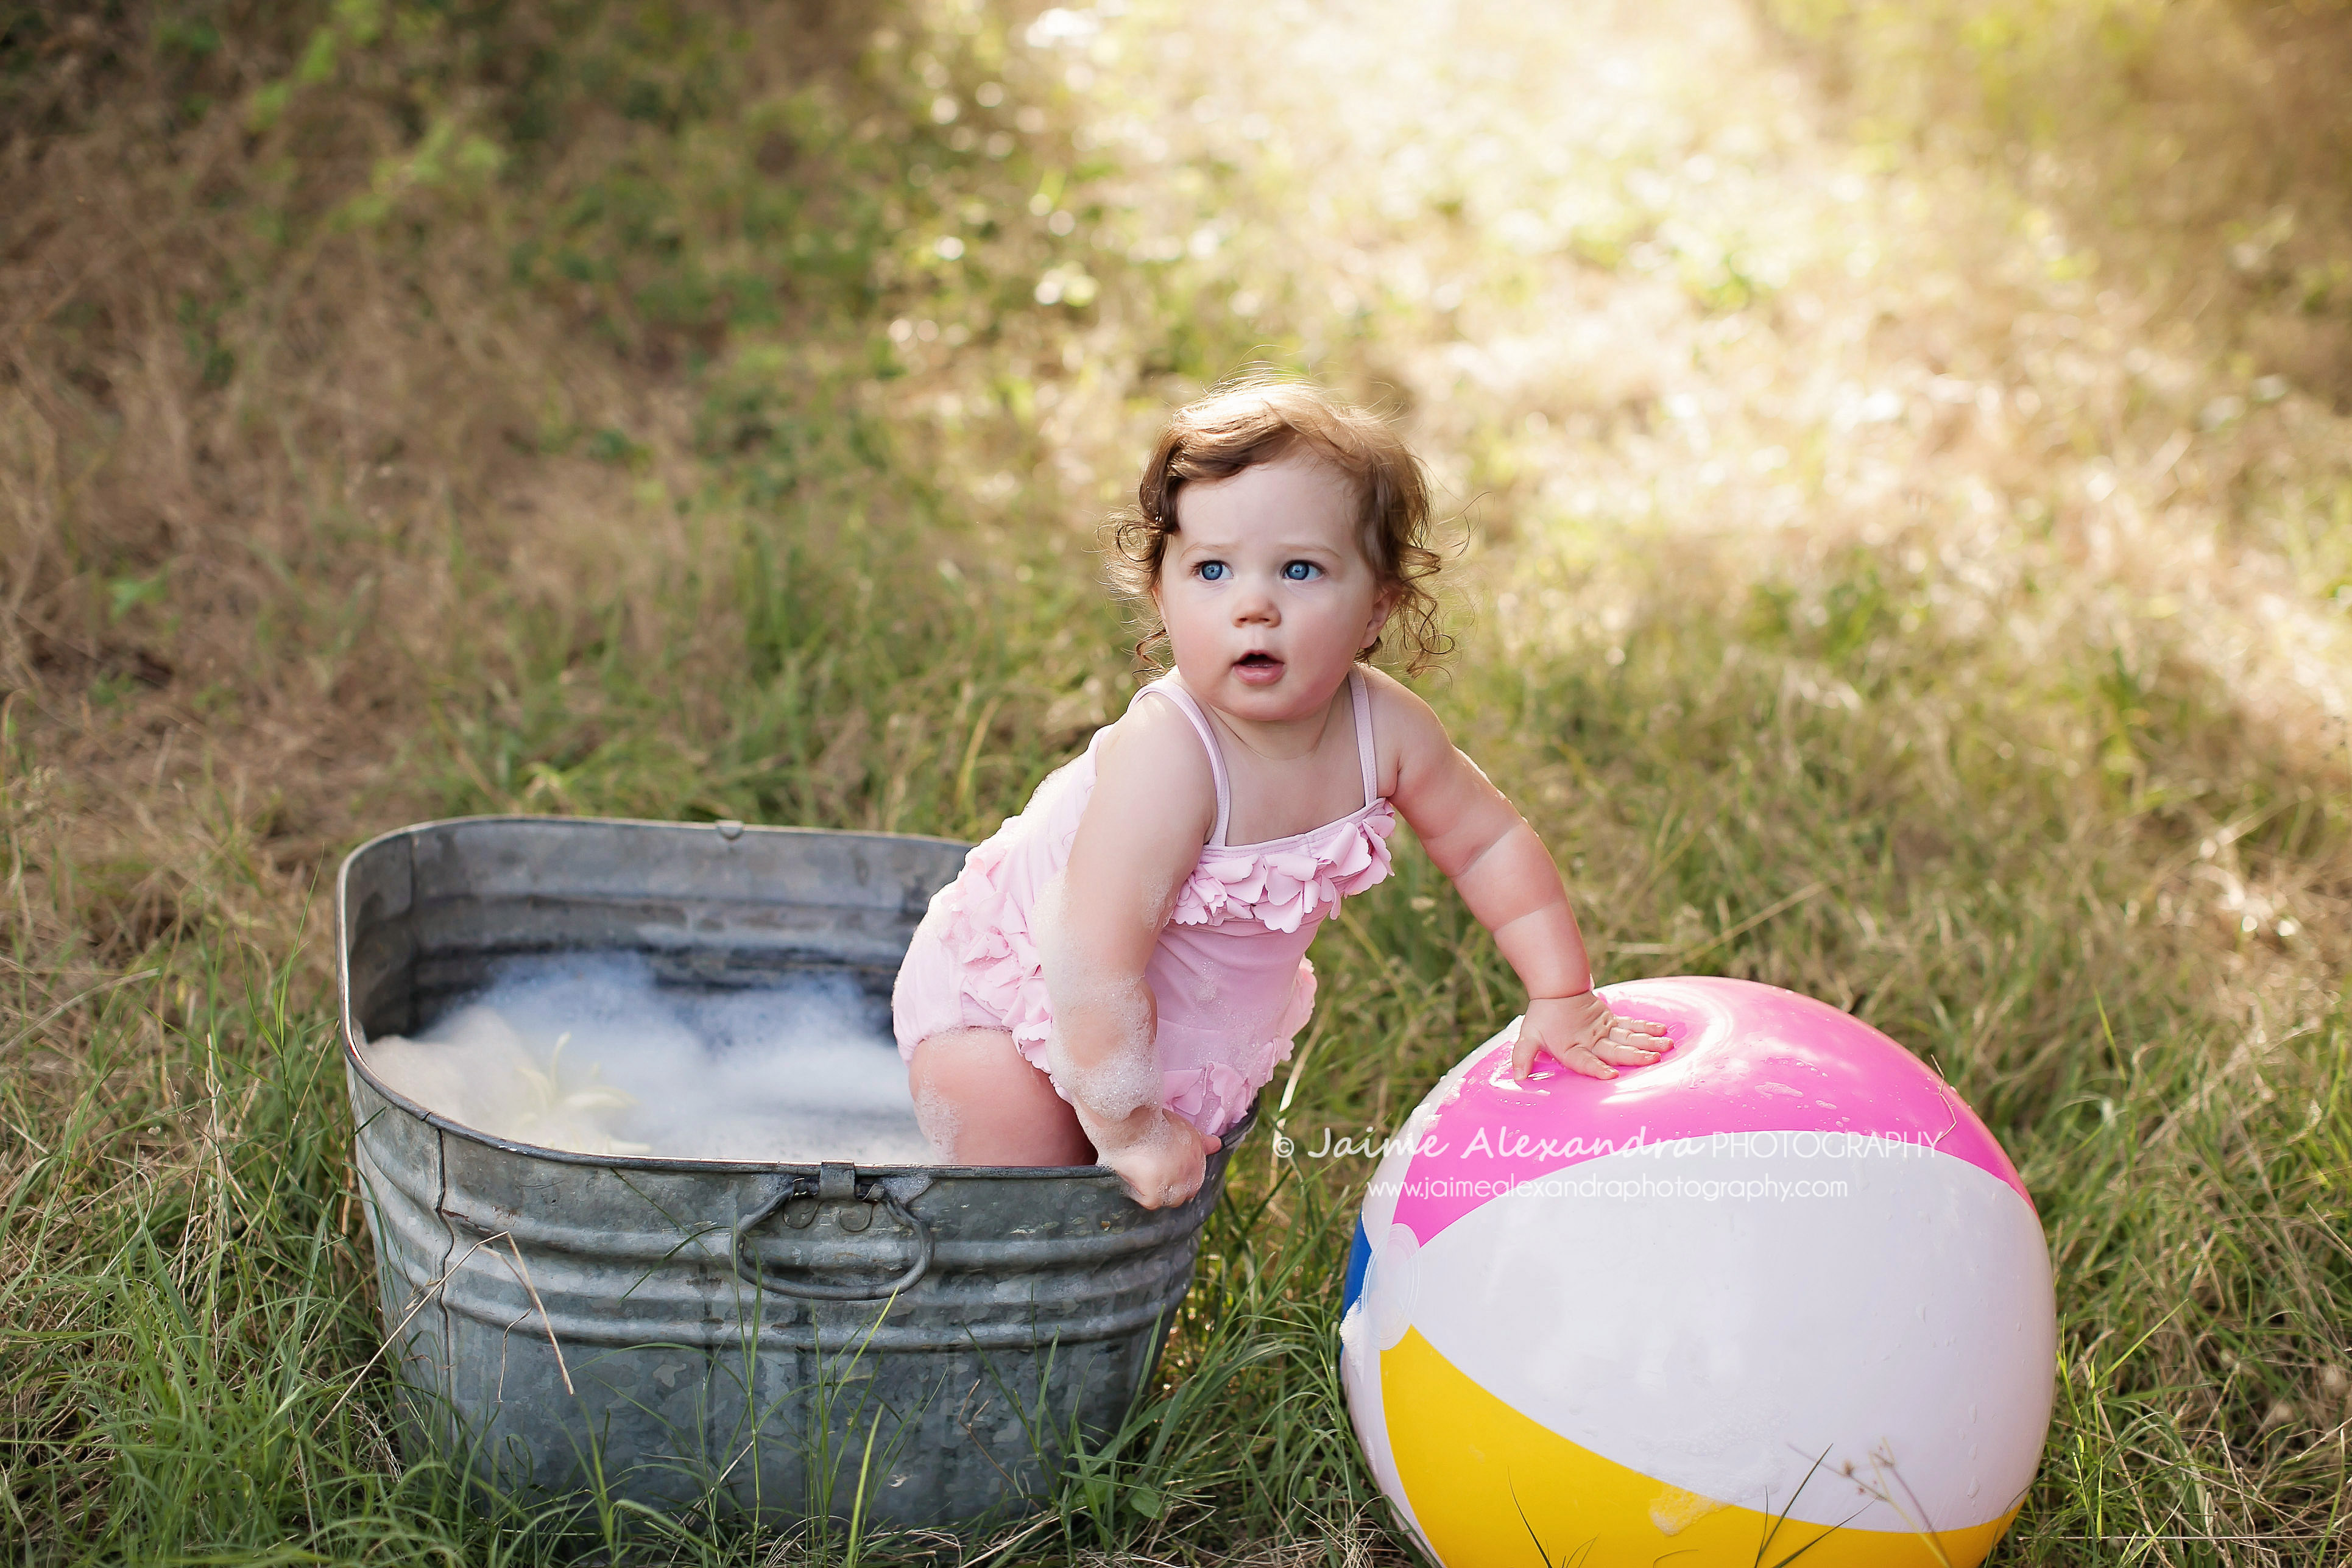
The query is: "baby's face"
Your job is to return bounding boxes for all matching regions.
[1153,453,1395,724]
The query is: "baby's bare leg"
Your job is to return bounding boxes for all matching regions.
[908,1028,1096,1167]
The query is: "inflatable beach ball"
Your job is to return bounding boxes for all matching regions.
[1339,976,2054,1568]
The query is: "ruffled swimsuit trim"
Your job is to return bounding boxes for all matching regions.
[927,673,1394,1131]
[1170,800,1397,933]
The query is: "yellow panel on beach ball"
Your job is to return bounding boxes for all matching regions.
[1382,1326,2018,1568]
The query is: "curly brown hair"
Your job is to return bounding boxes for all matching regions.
[1103,375,1452,674]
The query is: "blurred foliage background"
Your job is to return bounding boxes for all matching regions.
[1,0,2348,1562]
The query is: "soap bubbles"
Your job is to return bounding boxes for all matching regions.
[363,952,930,1164]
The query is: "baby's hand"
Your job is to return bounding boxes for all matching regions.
[1513,992,1672,1082]
[1082,1104,1221,1210]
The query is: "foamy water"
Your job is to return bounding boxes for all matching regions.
[362,952,933,1163]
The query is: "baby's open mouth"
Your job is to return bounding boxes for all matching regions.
[1234,651,1284,683]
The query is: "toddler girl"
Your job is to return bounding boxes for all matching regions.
[892,380,1668,1207]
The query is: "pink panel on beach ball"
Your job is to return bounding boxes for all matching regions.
[1388,975,2030,1248]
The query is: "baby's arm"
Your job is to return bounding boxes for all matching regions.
[1037,699,1224,1208]
[1379,677,1670,1081]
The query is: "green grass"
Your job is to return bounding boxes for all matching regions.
[5,0,2350,1563]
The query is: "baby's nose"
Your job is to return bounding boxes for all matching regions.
[1234,585,1279,622]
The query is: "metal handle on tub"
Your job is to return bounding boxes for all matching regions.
[731,1165,934,1300]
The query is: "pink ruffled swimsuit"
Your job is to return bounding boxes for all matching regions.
[892,670,1396,1137]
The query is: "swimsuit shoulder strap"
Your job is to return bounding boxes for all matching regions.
[1351,668,1378,808]
[1135,676,1232,846]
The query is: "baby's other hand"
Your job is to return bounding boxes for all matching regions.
[1513,992,1672,1082]
[1087,1105,1220,1209]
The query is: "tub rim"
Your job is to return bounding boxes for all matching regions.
[337,813,1255,1183]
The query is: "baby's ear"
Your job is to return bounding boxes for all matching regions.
[1362,582,1400,649]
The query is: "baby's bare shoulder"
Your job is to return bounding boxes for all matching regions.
[1360,666,1454,785]
[1090,690,1217,835]
[1063,690,1218,922]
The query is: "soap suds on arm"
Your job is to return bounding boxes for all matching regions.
[1034,871,1162,1123]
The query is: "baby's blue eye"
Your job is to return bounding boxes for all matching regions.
[1282,560,1321,581]
[1198,561,1229,581]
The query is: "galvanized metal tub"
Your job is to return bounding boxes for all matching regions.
[337,815,1248,1528]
